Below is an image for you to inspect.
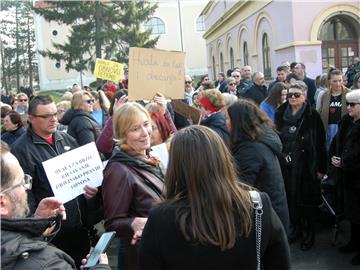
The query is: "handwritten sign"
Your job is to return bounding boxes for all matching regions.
[128,47,185,100]
[93,58,124,82]
[171,100,200,124]
[42,142,104,203]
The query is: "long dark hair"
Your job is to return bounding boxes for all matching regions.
[228,99,274,145]
[263,82,287,108]
[164,126,252,251]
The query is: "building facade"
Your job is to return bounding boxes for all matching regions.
[34,0,208,91]
[201,0,360,80]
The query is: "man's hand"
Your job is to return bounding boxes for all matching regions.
[84,185,98,200]
[35,197,66,220]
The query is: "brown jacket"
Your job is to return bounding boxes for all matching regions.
[102,158,164,270]
[318,86,350,131]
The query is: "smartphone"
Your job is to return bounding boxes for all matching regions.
[83,231,115,269]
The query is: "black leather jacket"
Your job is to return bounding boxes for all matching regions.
[1,217,110,270]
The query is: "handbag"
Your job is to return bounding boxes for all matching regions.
[249,191,263,270]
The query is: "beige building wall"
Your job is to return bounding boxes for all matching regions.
[35,0,207,91]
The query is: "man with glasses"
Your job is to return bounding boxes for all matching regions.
[11,95,97,268]
[231,70,247,97]
[1,141,110,270]
[184,75,194,105]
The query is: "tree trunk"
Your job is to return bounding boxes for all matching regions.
[15,4,20,92]
[95,1,103,89]
[0,39,8,92]
[27,15,33,89]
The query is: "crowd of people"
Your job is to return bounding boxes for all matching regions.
[1,59,360,269]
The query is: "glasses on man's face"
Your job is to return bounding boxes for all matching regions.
[185,81,192,84]
[19,99,28,102]
[287,92,303,99]
[84,99,95,104]
[346,102,360,107]
[32,112,58,121]
[1,174,32,194]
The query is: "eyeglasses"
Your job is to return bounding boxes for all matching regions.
[1,174,32,193]
[32,112,58,121]
[84,99,95,104]
[228,83,236,86]
[346,102,360,107]
[287,92,303,99]
[185,81,192,84]
[19,99,28,102]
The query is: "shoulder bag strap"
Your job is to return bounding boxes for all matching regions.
[249,191,263,270]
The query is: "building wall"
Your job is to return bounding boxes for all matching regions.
[34,0,208,91]
[203,0,360,80]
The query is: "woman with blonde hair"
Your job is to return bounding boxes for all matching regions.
[198,89,230,145]
[59,91,100,146]
[102,102,164,270]
[139,125,290,269]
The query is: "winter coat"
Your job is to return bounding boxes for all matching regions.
[1,126,26,145]
[60,109,101,146]
[241,83,268,105]
[139,192,291,270]
[200,111,230,145]
[275,101,327,222]
[232,124,289,231]
[102,147,164,270]
[330,115,360,223]
[303,76,317,107]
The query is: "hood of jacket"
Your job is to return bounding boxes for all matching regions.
[259,123,283,153]
[1,217,60,268]
[59,109,96,125]
[201,111,228,132]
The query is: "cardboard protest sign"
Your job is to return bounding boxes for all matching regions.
[93,58,124,82]
[128,47,185,100]
[171,100,200,124]
[42,142,104,203]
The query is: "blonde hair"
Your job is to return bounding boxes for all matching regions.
[56,100,71,111]
[113,102,151,142]
[222,93,238,107]
[200,89,225,110]
[145,102,161,113]
[61,91,73,101]
[16,93,28,100]
[71,91,93,109]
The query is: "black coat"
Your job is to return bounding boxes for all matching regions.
[330,115,360,223]
[232,127,289,232]
[200,111,230,145]
[60,109,101,146]
[1,126,26,145]
[303,76,316,107]
[275,102,327,221]
[241,83,268,105]
[1,217,110,270]
[139,193,290,270]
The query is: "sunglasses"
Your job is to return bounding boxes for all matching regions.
[233,75,240,78]
[185,81,192,84]
[228,83,236,86]
[19,99,28,102]
[287,92,303,99]
[32,112,58,121]
[346,102,360,107]
[84,99,95,104]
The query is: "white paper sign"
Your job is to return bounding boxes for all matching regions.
[42,142,104,203]
[149,143,169,170]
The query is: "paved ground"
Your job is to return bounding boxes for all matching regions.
[100,219,358,270]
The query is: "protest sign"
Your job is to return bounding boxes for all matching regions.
[149,143,169,170]
[171,100,201,124]
[128,47,185,100]
[42,142,104,203]
[93,58,124,82]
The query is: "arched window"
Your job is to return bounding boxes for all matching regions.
[229,47,234,69]
[144,17,165,35]
[196,15,205,32]
[212,56,216,79]
[220,52,224,73]
[243,42,249,66]
[262,34,271,79]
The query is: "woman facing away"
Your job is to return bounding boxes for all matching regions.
[139,125,290,270]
